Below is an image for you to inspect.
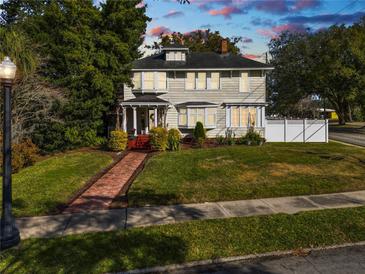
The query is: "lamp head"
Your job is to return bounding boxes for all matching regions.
[0,57,17,81]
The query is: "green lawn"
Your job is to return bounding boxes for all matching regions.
[0,150,113,217]
[1,206,365,273]
[129,143,365,206]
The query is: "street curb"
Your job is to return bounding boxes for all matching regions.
[115,241,365,274]
[329,139,365,148]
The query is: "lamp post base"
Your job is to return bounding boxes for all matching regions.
[0,218,20,250]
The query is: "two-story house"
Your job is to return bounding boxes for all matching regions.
[121,41,273,138]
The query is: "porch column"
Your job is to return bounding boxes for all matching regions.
[132,107,137,136]
[122,107,127,131]
[145,107,149,134]
[154,107,158,127]
[163,106,168,128]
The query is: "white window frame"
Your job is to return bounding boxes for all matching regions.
[178,106,217,128]
[226,106,262,128]
[185,72,196,90]
[209,72,220,90]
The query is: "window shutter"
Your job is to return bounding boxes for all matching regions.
[186,72,195,90]
[197,72,206,89]
[210,72,220,89]
[240,72,249,92]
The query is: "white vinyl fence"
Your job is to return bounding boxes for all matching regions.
[265,119,328,143]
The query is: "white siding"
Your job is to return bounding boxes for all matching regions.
[124,70,267,137]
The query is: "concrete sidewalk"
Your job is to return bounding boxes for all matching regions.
[17,190,365,239]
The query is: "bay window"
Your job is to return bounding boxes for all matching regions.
[227,106,262,127]
[178,107,217,128]
[178,108,187,126]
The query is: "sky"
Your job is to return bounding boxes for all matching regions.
[139,0,365,60]
[1,0,365,61]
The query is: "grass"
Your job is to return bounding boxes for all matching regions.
[128,143,365,206]
[0,150,113,217]
[1,206,365,273]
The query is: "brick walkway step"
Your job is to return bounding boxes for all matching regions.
[63,151,147,213]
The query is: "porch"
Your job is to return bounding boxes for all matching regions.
[120,95,171,136]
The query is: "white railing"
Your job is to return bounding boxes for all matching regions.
[265,119,328,143]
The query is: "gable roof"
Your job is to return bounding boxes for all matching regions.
[132,52,273,71]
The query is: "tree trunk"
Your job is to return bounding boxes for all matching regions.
[347,103,353,122]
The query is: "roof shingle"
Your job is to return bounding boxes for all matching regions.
[133,52,272,70]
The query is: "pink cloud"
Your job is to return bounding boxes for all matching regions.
[163,10,184,18]
[292,0,321,11]
[257,23,307,38]
[243,54,261,60]
[208,5,243,19]
[148,26,172,37]
[135,1,145,8]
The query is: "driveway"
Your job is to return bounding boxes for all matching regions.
[329,124,365,147]
[166,244,365,274]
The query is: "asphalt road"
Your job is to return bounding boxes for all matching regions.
[166,244,365,274]
[329,126,365,147]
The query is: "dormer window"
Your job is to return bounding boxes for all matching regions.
[162,44,189,62]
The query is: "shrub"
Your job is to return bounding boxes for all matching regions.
[168,128,181,151]
[216,135,225,145]
[0,137,39,173]
[82,129,104,146]
[193,122,206,147]
[64,127,82,146]
[108,130,128,151]
[241,127,265,145]
[149,127,168,151]
[225,129,236,145]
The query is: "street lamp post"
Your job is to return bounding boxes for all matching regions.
[0,56,20,250]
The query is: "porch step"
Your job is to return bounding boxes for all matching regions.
[128,135,151,150]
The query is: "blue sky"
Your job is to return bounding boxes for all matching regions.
[141,0,365,59]
[1,0,365,60]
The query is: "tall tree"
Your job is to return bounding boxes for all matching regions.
[1,0,149,151]
[268,19,365,124]
[149,29,241,55]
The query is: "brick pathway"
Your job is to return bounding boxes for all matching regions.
[63,151,147,213]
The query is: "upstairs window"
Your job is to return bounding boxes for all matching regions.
[185,72,195,90]
[157,72,167,90]
[210,72,220,89]
[133,72,141,89]
[185,72,220,90]
[132,72,167,90]
[144,72,154,90]
[197,72,207,89]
